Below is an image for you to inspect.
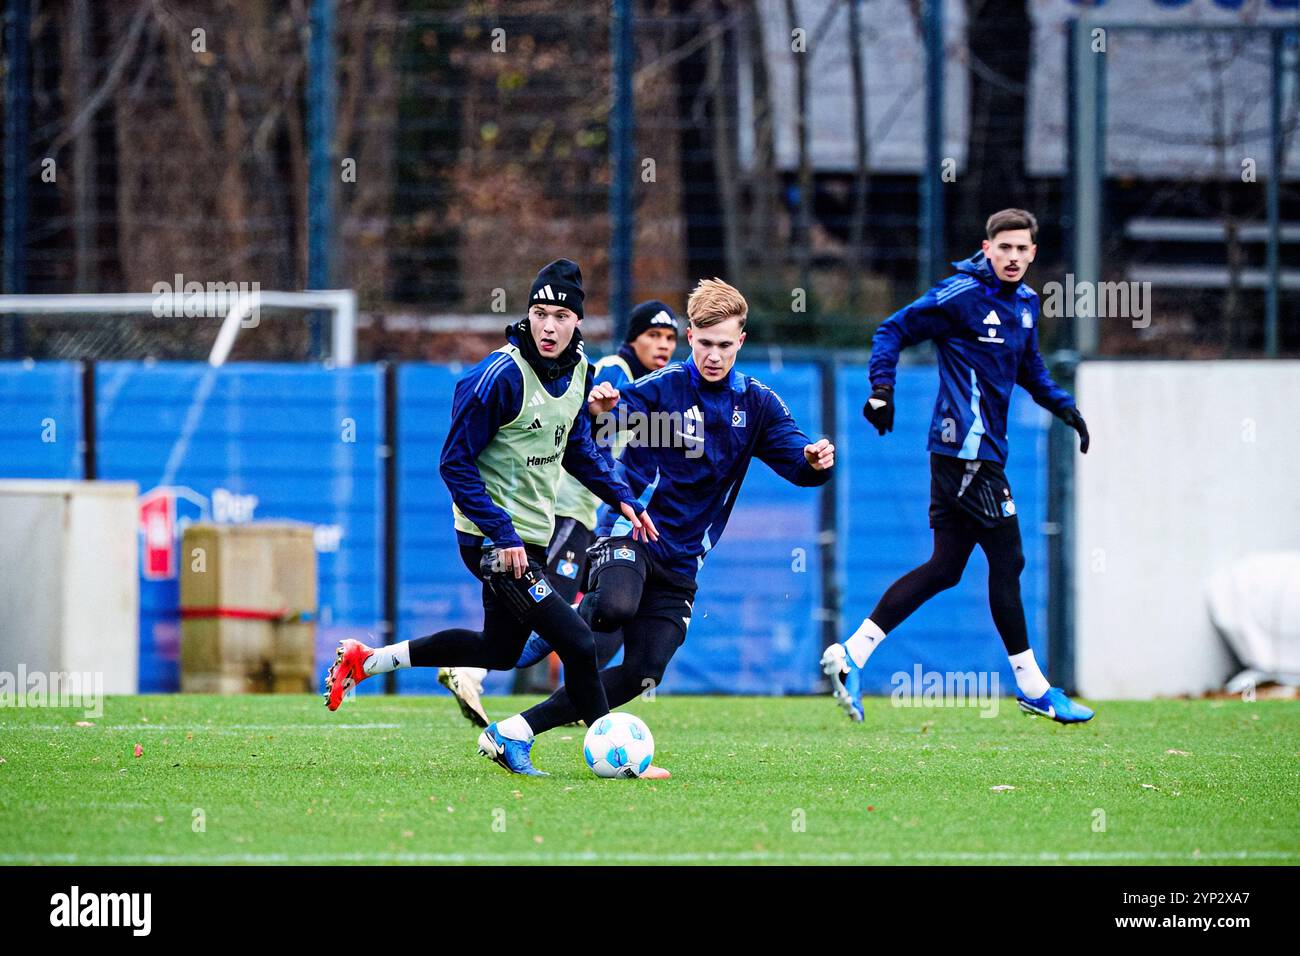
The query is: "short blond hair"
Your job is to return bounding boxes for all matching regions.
[686,278,747,330]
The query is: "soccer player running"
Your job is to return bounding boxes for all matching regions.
[821,209,1094,724]
[323,259,659,775]
[438,300,681,724]
[483,278,836,776]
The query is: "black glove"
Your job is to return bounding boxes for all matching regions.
[862,384,894,435]
[1062,407,1089,454]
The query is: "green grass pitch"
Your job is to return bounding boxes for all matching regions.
[1,694,1296,865]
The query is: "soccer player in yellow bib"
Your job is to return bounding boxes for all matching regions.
[324,259,659,776]
[439,300,680,721]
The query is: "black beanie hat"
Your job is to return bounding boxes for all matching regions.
[626,299,678,343]
[528,258,584,319]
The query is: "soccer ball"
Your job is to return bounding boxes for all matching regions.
[583,712,654,778]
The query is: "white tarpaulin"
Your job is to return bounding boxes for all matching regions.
[1206,551,1300,691]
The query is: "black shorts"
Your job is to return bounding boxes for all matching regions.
[544,517,594,605]
[458,540,557,626]
[928,452,1018,530]
[587,536,697,636]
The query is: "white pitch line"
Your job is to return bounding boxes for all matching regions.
[1,849,1294,865]
[0,723,402,732]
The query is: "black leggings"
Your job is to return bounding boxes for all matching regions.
[408,543,610,724]
[521,554,690,736]
[539,519,624,668]
[869,519,1029,655]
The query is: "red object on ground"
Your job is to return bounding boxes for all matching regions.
[180,606,289,621]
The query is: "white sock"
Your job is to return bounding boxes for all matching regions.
[496,714,534,741]
[1009,649,1050,699]
[844,618,887,668]
[363,641,410,675]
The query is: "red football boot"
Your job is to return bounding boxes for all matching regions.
[323,639,374,712]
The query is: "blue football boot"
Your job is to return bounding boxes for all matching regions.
[514,634,554,669]
[477,722,549,776]
[820,643,864,722]
[1016,687,1095,724]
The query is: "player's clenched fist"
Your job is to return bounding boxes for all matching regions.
[804,438,835,471]
[588,381,620,415]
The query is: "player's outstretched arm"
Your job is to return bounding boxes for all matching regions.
[1016,325,1090,453]
[753,385,835,487]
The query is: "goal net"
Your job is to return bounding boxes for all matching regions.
[0,290,357,366]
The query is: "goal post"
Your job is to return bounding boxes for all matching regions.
[0,290,357,367]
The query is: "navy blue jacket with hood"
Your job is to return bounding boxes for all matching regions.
[868,251,1076,465]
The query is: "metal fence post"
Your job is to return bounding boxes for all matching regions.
[609,0,635,344]
[1265,28,1284,359]
[1071,15,1101,358]
[3,0,32,355]
[918,0,945,293]
[307,0,337,360]
[1046,350,1080,692]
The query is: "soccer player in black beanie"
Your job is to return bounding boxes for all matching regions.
[439,300,680,726]
[621,299,680,375]
[325,258,661,776]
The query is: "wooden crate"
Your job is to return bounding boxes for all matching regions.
[180,522,317,694]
